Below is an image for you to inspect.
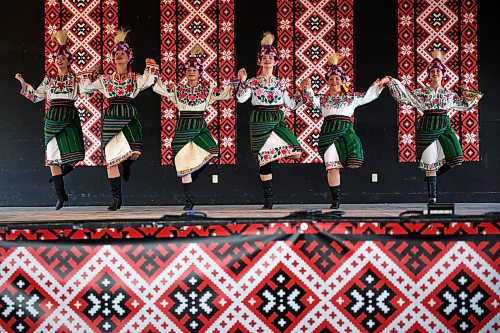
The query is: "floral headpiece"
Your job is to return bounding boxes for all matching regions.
[257,32,279,66]
[51,30,72,63]
[325,52,347,82]
[427,50,447,78]
[112,28,134,61]
[184,44,203,73]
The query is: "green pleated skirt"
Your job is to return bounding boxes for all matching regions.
[44,103,84,166]
[102,102,142,166]
[249,105,302,166]
[172,112,218,177]
[318,116,363,169]
[416,112,463,171]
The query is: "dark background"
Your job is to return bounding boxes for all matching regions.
[0,0,498,206]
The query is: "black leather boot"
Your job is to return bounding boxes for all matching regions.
[261,180,273,210]
[52,174,68,210]
[426,176,437,204]
[330,185,341,209]
[107,177,122,211]
[183,182,195,211]
[121,160,134,182]
[49,164,74,183]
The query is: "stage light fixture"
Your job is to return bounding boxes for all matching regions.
[425,202,455,215]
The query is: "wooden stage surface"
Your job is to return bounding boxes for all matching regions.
[0,203,499,223]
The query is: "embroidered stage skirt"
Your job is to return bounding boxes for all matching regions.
[172,111,218,177]
[416,110,463,171]
[318,115,363,170]
[249,105,302,166]
[102,97,142,167]
[44,99,85,166]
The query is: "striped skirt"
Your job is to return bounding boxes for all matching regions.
[172,111,218,177]
[44,100,84,166]
[318,115,363,169]
[102,98,142,167]
[416,111,463,171]
[249,105,302,166]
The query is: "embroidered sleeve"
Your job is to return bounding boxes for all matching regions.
[21,77,49,103]
[76,71,95,96]
[450,90,482,111]
[153,79,177,104]
[302,87,321,109]
[387,79,425,109]
[236,79,252,103]
[79,70,103,95]
[136,60,159,91]
[209,84,234,105]
[283,89,303,110]
[354,82,383,107]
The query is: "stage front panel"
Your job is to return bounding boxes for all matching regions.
[0,221,498,332]
[397,0,479,163]
[160,0,237,166]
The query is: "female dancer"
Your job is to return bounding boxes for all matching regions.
[385,50,483,203]
[80,29,159,210]
[302,52,386,208]
[153,45,235,210]
[15,30,85,210]
[236,32,303,209]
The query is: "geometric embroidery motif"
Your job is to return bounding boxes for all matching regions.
[295,235,357,276]
[204,240,267,277]
[386,241,444,277]
[0,274,47,333]
[82,272,132,332]
[437,270,492,332]
[256,268,306,330]
[345,268,397,331]
[169,270,219,332]
[120,244,176,280]
[34,245,94,280]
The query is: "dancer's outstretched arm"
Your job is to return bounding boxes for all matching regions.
[136,58,159,91]
[385,76,425,109]
[208,83,235,104]
[15,73,47,103]
[353,78,385,107]
[235,68,251,103]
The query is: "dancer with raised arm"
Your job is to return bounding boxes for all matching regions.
[153,45,236,210]
[15,30,85,210]
[384,50,483,203]
[302,52,386,209]
[236,32,303,209]
[80,29,159,210]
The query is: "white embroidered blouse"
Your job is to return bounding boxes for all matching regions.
[79,60,159,98]
[303,83,382,117]
[387,79,482,111]
[236,76,302,109]
[153,79,234,111]
[20,72,83,103]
